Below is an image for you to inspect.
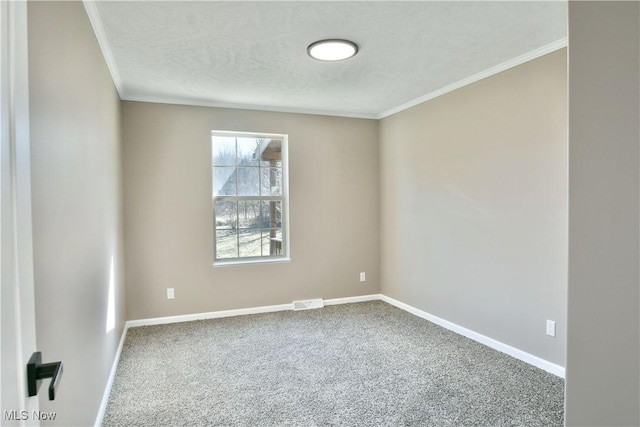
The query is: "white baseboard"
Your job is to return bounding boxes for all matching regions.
[127,294,382,328]
[94,322,129,427]
[324,294,381,306]
[379,294,565,378]
[126,303,293,328]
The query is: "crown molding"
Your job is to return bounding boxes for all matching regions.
[377,37,568,119]
[121,94,379,120]
[82,0,124,98]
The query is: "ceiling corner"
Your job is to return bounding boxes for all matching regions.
[82,0,125,99]
[377,37,568,120]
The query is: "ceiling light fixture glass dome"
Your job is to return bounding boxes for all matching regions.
[307,39,358,62]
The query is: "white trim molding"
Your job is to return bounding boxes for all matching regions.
[379,295,565,378]
[122,94,378,120]
[377,37,568,119]
[324,294,381,306]
[82,0,124,98]
[126,303,292,328]
[1,0,40,417]
[94,324,128,427]
[126,294,381,328]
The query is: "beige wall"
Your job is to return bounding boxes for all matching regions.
[379,50,568,366]
[565,2,640,425]
[122,102,380,320]
[28,2,126,425]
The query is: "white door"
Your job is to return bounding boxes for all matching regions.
[1,1,40,426]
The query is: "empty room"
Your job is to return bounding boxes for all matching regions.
[1,1,638,426]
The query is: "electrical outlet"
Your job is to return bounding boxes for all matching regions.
[360,272,366,282]
[167,288,175,300]
[546,320,556,337]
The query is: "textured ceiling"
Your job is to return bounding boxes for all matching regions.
[91,1,567,119]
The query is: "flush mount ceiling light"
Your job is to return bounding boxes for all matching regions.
[307,39,358,62]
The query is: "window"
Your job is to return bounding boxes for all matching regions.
[212,131,289,265]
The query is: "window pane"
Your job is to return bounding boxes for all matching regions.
[261,201,282,228]
[212,136,236,166]
[215,201,237,230]
[238,229,262,258]
[259,139,283,168]
[238,200,261,228]
[237,138,260,166]
[212,132,287,263]
[216,229,238,259]
[237,167,260,196]
[261,168,282,196]
[263,229,283,256]
[213,167,236,196]
[261,233,270,256]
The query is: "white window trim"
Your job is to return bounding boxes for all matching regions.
[211,131,291,266]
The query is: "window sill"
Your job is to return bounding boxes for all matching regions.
[213,257,292,268]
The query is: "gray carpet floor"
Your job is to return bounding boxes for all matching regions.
[102,301,564,426]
